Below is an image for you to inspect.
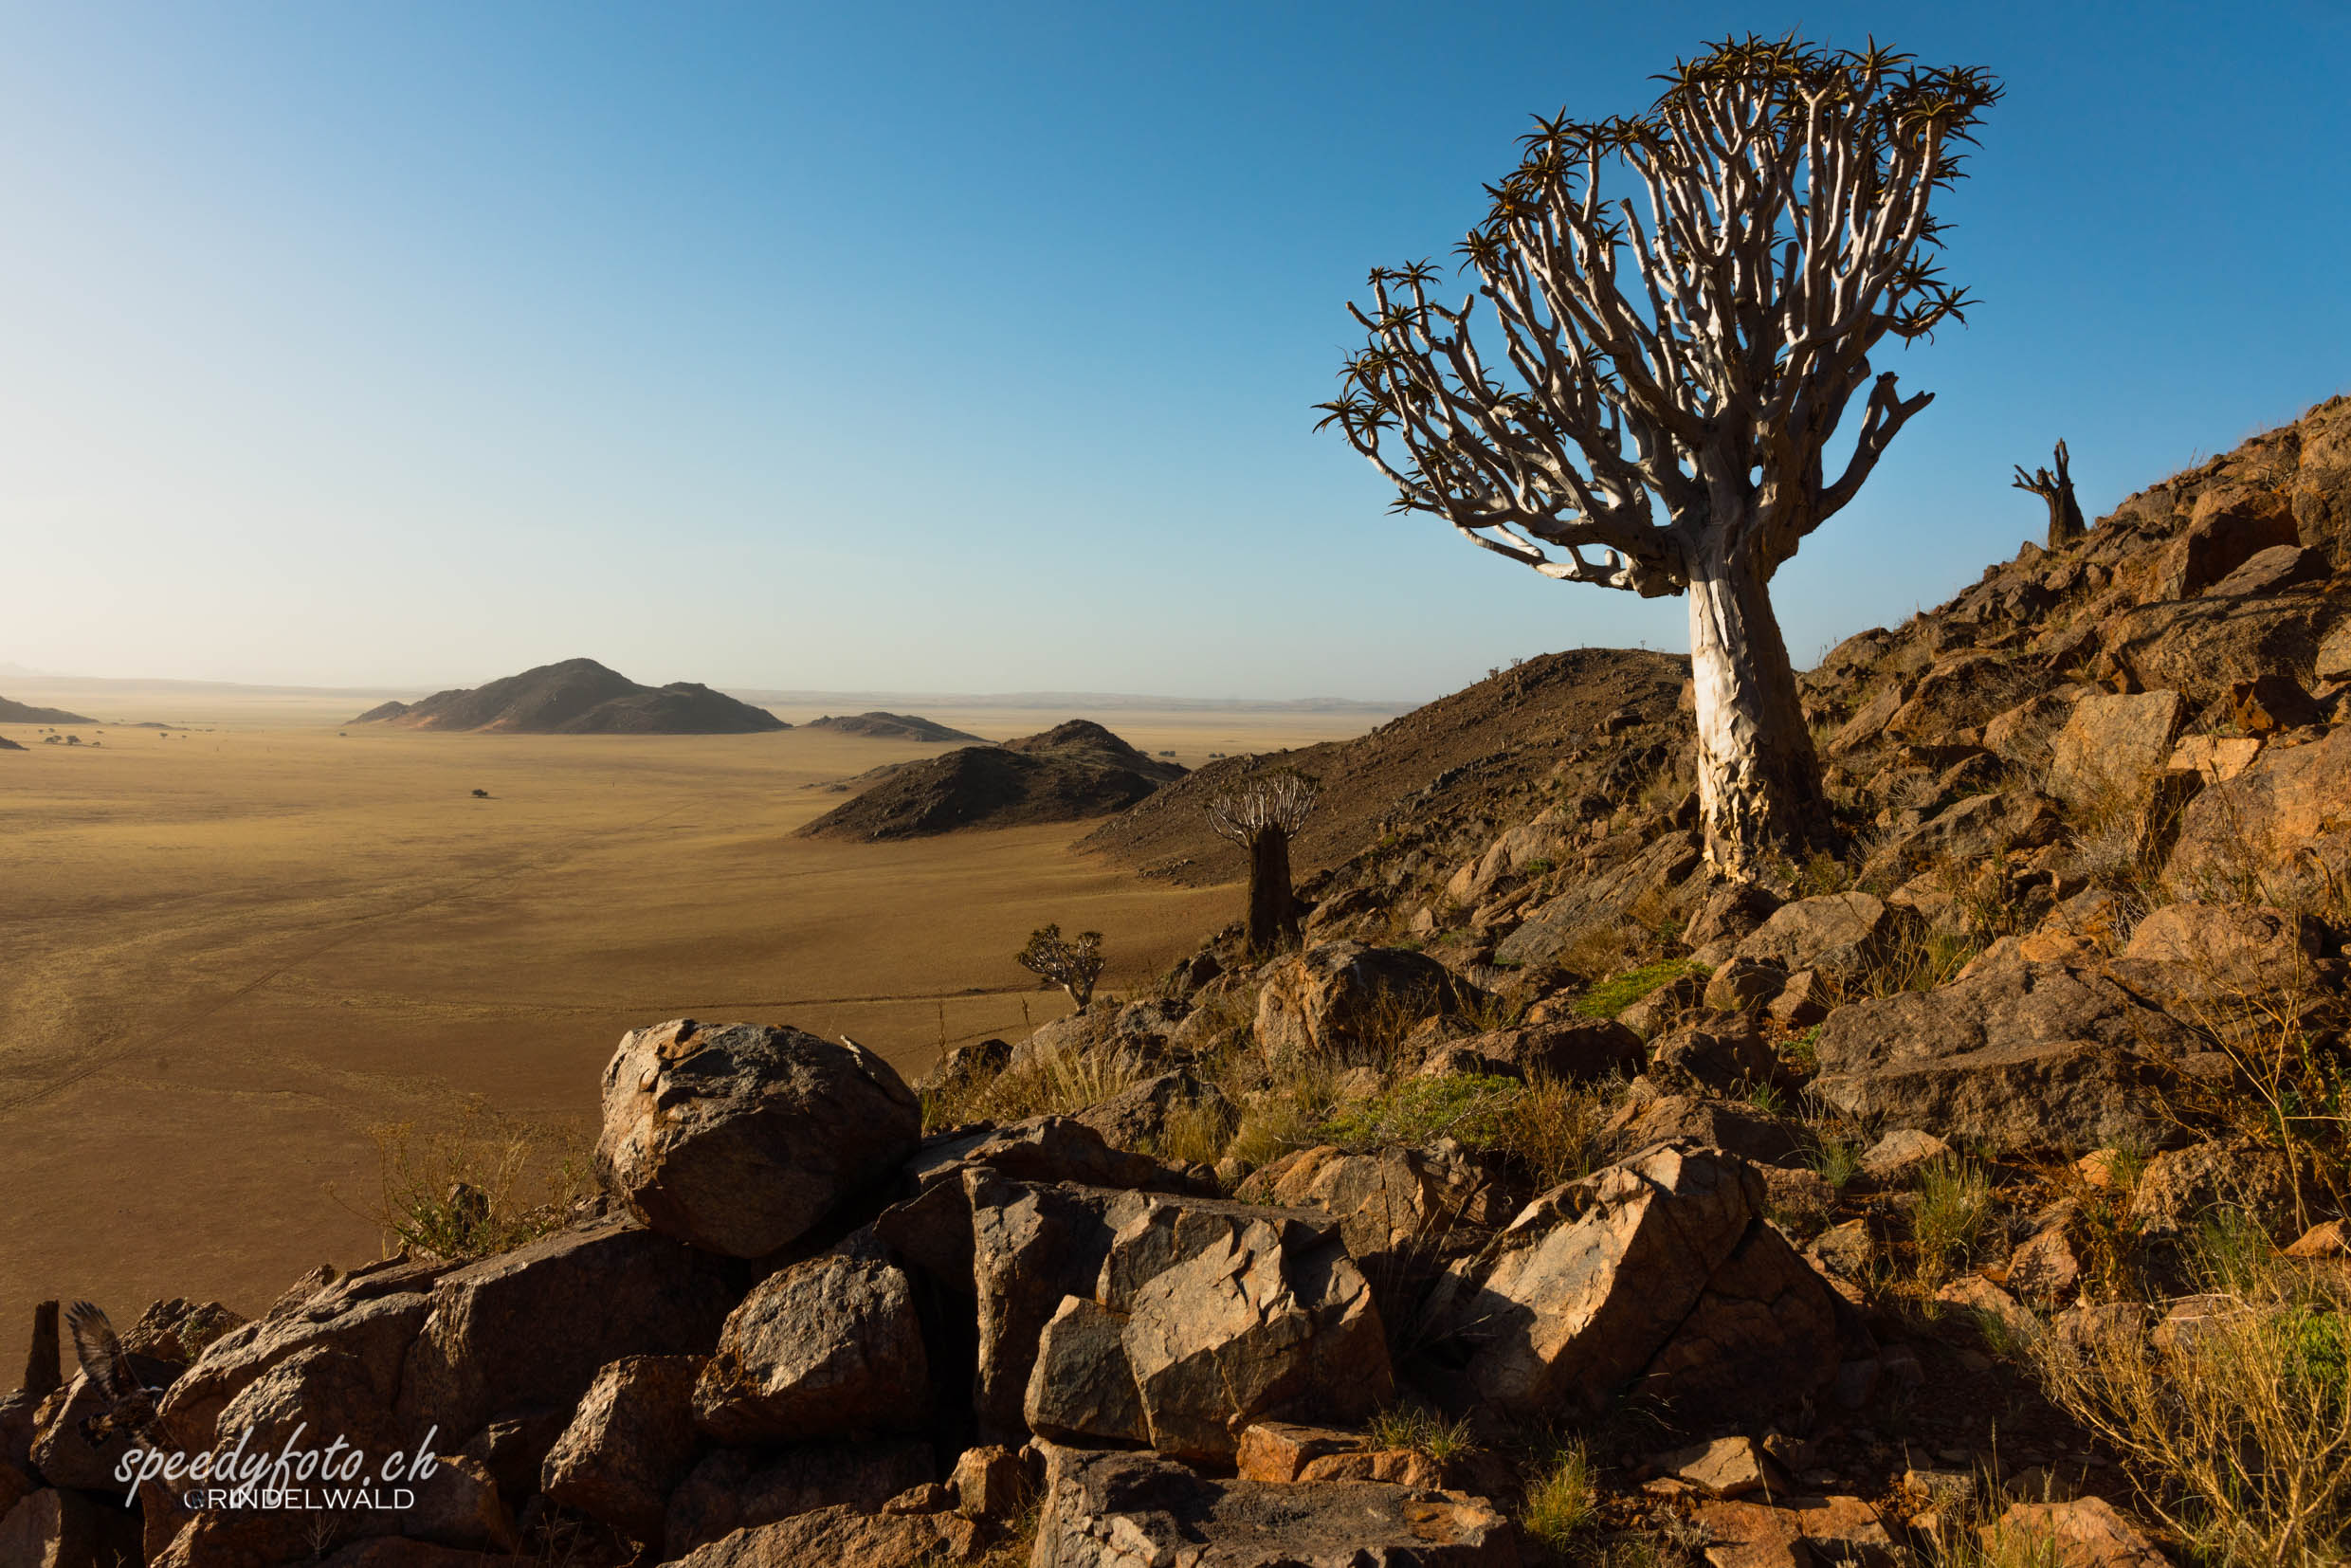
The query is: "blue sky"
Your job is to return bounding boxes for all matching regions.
[1,1,2343,700]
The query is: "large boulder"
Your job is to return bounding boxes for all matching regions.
[1602,1092,1809,1167]
[2158,483,2301,599]
[2166,726,2351,902]
[160,1260,450,1447]
[396,1219,739,1449]
[2125,1140,2303,1243]
[1254,942,1469,1065]
[2043,691,2187,808]
[1030,1445,1519,1567]
[596,1019,920,1258]
[0,1488,137,1568]
[538,1354,703,1543]
[2105,593,2342,704]
[872,1118,1202,1302]
[1729,892,1913,985]
[664,1441,936,1559]
[2114,902,2324,1009]
[666,1503,981,1567]
[693,1255,929,1443]
[1810,960,2201,1152]
[1495,832,1703,967]
[1415,1143,1838,1424]
[1019,1192,1393,1463]
[1233,1143,1518,1308]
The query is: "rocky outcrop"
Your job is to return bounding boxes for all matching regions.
[538,1354,704,1542]
[1810,960,2202,1152]
[1729,892,1914,985]
[596,1020,920,1258]
[1495,832,1703,966]
[1416,1143,1838,1424]
[1030,1445,1520,1567]
[994,1188,1392,1462]
[664,1441,937,1559]
[395,1219,738,1451]
[1254,942,1469,1065]
[692,1256,930,1443]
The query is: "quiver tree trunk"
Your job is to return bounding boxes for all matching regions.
[1245,827,1301,955]
[1686,542,1830,875]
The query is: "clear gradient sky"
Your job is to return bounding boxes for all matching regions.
[2,2,2344,701]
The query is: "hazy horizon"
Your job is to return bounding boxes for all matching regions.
[5,2,2346,700]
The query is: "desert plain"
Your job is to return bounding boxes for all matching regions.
[0,681,1387,1340]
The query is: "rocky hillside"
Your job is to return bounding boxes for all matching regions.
[799,720,1185,841]
[1081,647,1690,886]
[0,695,96,725]
[804,712,986,742]
[352,659,787,734]
[6,400,2349,1567]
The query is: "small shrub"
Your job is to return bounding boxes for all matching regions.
[1496,1072,1625,1191]
[1520,1439,1600,1553]
[1912,1157,1995,1286]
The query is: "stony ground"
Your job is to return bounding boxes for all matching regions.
[5,396,2350,1566]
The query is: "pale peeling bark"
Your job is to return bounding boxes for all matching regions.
[1686,536,1826,870]
[1320,37,1998,871]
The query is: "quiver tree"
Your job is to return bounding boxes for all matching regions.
[1317,36,2000,874]
[2013,440,2086,549]
[1015,923,1105,1014]
[1206,768,1321,955]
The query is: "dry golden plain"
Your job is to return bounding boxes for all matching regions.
[0,685,1383,1338]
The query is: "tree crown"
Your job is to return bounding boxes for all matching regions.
[1205,767,1321,844]
[1318,35,2000,593]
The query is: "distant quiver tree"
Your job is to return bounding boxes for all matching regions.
[2013,440,2086,550]
[1317,36,2001,874]
[1015,923,1105,1014]
[1206,767,1319,955]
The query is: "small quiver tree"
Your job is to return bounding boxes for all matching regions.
[1016,923,1105,1014]
[1206,768,1320,956]
[2013,439,2087,550]
[1317,36,2000,875]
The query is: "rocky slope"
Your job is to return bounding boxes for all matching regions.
[804,712,986,742]
[351,659,787,734]
[8,399,2351,1567]
[799,720,1185,841]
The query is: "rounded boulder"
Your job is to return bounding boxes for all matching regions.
[596,1019,920,1257]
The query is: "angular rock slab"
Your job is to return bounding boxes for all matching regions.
[1418,1143,1837,1425]
[1254,941,1468,1065]
[396,1218,738,1448]
[663,1440,937,1559]
[596,1019,920,1258]
[668,1503,982,1566]
[1012,1186,1393,1463]
[1031,1445,1520,1567]
[539,1353,703,1543]
[694,1255,929,1443]
[1810,960,2199,1153]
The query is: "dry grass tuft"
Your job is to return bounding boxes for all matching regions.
[348,1095,592,1261]
[2025,1227,2351,1566]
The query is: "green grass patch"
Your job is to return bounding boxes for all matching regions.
[1572,959,1706,1019]
[1321,1074,1524,1152]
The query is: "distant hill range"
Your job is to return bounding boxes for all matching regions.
[350,659,787,734]
[0,695,97,725]
[799,720,1185,840]
[803,712,985,742]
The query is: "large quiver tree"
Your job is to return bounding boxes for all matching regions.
[1206,768,1320,956]
[1318,37,2000,874]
